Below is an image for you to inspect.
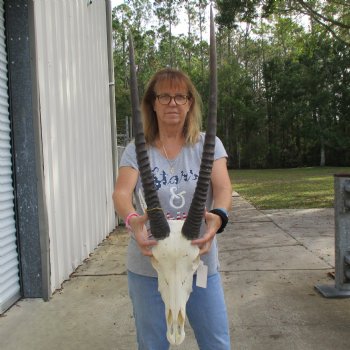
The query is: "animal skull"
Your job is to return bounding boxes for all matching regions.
[151,220,200,345]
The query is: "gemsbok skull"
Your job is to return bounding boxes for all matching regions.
[128,7,217,345]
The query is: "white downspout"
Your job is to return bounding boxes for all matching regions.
[105,0,117,187]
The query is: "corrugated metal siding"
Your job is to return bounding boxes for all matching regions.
[33,0,115,291]
[0,0,21,313]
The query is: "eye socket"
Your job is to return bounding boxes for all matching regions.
[156,94,189,105]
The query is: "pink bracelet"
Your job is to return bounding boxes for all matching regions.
[125,212,140,231]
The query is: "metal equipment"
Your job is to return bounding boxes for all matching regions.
[315,174,350,298]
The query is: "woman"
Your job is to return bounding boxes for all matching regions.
[113,68,232,349]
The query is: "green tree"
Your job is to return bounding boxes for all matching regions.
[111,0,350,167]
[216,0,350,45]
[153,0,182,67]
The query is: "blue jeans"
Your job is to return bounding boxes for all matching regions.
[128,270,231,350]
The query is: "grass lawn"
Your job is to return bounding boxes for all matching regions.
[229,167,350,210]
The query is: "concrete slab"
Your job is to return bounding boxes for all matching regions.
[219,221,298,250]
[264,209,335,266]
[74,231,128,276]
[0,275,134,350]
[230,195,269,223]
[1,194,350,350]
[219,244,330,272]
[223,270,350,350]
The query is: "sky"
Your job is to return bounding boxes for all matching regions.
[111,1,311,38]
[111,0,210,38]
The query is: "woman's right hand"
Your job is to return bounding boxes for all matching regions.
[129,214,158,256]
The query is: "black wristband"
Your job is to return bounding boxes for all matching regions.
[209,208,228,234]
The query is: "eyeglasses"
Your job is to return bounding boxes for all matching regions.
[156,94,189,105]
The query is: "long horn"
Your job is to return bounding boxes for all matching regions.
[128,34,170,239]
[182,6,217,239]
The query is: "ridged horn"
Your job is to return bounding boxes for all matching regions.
[128,34,170,239]
[182,6,217,239]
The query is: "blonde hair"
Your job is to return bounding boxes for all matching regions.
[141,68,202,145]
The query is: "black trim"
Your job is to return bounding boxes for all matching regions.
[5,0,47,298]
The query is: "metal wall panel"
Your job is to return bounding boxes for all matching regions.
[0,0,21,312]
[33,0,115,291]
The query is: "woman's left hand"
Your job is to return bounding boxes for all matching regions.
[191,211,222,255]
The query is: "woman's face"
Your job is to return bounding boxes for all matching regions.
[153,80,192,130]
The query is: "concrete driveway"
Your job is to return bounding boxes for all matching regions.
[1,193,350,349]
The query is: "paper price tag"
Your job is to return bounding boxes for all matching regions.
[196,260,208,288]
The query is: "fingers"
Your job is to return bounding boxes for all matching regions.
[198,242,211,255]
[195,240,213,255]
[135,231,157,256]
[129,214,157,256]
[137,240,157,256]
[192,232,215,255]
[191,212,221,255]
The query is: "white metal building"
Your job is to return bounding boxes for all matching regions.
[0,0,117,313]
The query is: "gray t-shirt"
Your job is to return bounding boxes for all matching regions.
[119,133,228,277]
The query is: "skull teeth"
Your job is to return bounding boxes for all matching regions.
[166,309,186,345]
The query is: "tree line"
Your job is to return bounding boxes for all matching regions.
[112,0,350,168]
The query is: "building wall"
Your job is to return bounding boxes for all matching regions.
[32,0,115,291]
